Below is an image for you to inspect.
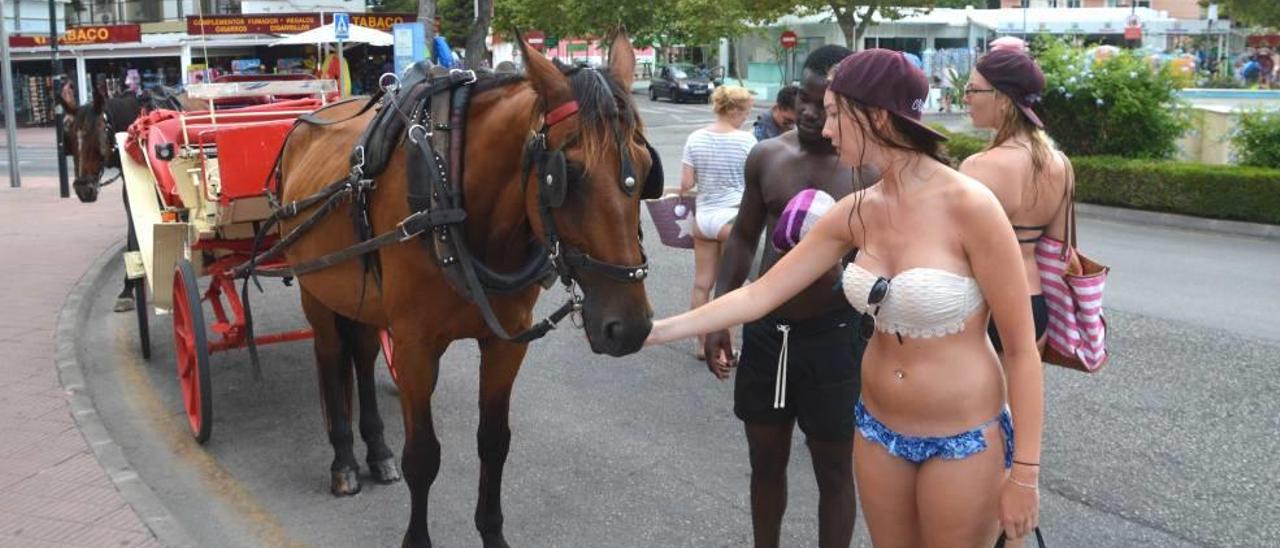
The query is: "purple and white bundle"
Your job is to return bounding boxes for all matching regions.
[772,188,835,252]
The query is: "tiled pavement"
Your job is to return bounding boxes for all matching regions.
[0,174,161,547]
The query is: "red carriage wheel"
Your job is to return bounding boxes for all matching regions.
[379,330,397,385]
[172,259,213,443]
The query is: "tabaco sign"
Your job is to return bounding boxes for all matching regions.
[323,13,416,33]
[9,24,141,47]
[187,13,321,35]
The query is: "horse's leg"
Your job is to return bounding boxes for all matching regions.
[114,183,136,312]
[300,289,362,496]
[474,338,528,548]
[399,336,447,548]
[347,319,401,484]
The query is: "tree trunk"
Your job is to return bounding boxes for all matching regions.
[830,2,857,50]
[464,0,493,69]
[852,7,876,51]
[418,0,437,48]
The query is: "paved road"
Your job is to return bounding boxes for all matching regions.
[78,99,1279,547]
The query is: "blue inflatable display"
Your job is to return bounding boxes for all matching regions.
[434,37,456,68]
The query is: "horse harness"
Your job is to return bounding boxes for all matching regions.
[238,62,664,349]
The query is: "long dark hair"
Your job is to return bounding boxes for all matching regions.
[834,95,950,242]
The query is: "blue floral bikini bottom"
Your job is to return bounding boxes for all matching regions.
[854,400,1014,469]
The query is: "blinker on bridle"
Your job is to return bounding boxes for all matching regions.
[528,71,655,285]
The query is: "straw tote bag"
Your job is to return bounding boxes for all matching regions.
[1035,158,1110,372]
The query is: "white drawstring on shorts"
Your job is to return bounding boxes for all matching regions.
[773,324,791,409]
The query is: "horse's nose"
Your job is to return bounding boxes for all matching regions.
[599,316,651,357]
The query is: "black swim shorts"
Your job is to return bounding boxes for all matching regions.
[734,305,864,441]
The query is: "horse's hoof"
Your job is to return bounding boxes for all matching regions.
[401,533,432,548]
[368,457,401,484]
[481,532,510,548]
[330,467,361,496]
[113,297,136,312]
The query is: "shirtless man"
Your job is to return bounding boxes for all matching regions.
[703,45,874,547]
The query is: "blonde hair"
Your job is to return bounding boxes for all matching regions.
[989,93,1056,205]
[712,85,753,116]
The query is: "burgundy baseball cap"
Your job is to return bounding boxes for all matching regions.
[829,49,947,142]
[975,49,1046,128]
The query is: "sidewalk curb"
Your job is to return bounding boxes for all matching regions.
[55,241,197,548]
[1078,203,1280,242]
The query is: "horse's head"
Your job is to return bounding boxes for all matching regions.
[517,31,661,356]
[57,85,112,203]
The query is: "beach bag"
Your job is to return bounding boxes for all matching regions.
[645,193,697,249]
[1036,161,1109,372]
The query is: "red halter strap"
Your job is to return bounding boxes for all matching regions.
[544,101,580,127]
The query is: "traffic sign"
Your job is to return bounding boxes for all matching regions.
[526,30,546,51]
[334,12,350,41]
[780,30,798,49]
[1124,14,1141,41]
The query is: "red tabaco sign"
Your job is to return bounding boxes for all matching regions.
[9,24,141,47]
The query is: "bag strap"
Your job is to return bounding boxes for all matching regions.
[1056,150,1077,260]
[994,527,1046,548]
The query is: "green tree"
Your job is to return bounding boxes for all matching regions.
[802,1,941,50]
[1201,0,1280,29]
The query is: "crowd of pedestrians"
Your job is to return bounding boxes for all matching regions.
[652,40,1072,547]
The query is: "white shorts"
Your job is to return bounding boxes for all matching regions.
[695,207,737,240]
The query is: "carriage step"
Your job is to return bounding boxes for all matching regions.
[124,251,146,280]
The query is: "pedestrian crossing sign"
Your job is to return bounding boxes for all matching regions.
[334,13,350,41]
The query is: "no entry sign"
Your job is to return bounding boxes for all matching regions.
[526,30,546,51]
[780,31,798,49]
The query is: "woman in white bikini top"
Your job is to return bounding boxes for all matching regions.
[645,49,1045,546]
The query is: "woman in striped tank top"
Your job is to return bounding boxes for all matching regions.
[680,85,757,359]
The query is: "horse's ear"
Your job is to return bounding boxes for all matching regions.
[514,28,572,109]
[92,78,107,111]
[56,82,78,115]
[607,28,636,92]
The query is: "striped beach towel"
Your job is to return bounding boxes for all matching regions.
[1036,230,1109,372]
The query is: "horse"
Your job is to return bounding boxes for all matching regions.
[56,82,187,312]
[275,32,655,546]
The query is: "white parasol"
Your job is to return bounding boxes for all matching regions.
[270,22,394,47]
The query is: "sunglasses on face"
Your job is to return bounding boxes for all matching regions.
[963,85,996,96]
[858,276,890,341]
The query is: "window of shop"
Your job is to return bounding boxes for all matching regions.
[867,37,925,58]
[9,60,76,127]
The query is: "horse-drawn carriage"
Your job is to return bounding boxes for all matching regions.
[116,78,365,442]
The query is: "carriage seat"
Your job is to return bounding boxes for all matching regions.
[142,116,298,208]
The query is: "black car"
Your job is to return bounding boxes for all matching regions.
[649,64,713,103]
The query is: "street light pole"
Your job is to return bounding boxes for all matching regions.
[49,0,68,197]
[1,0,22,188]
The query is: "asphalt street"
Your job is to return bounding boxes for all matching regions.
[76,98,1278,547]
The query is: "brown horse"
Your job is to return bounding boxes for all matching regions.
[277,33,654,546]
[57,81,194,313]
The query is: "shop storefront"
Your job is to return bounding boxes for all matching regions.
[6,13,413,125]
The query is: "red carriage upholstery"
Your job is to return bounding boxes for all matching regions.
[126,100,316,208]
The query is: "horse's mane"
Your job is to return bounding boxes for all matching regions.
[472,65,640,174]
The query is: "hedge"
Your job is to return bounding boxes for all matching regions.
[933,125,989,165]
[1073,157,1280,225]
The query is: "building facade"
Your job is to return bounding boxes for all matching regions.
[999,0,1204,20]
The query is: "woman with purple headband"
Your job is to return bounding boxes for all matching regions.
[646,49,1043,545]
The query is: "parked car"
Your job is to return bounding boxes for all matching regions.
[650,63,713,103]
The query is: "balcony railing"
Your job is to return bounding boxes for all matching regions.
[66,0,242,27]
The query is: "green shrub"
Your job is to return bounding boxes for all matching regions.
[1231,110,1280,169]
[1036,40,1190,159]
[1073,157,1280,224]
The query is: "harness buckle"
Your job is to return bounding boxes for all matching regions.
[451,69,478,85]
[351,146,366,177]
[408,124,431,144]
[398,212,427,242]
[378,72,401,93]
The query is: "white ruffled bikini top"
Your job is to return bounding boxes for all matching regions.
[842,263,985,339]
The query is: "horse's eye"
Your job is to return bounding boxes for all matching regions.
[565,162,585,183]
